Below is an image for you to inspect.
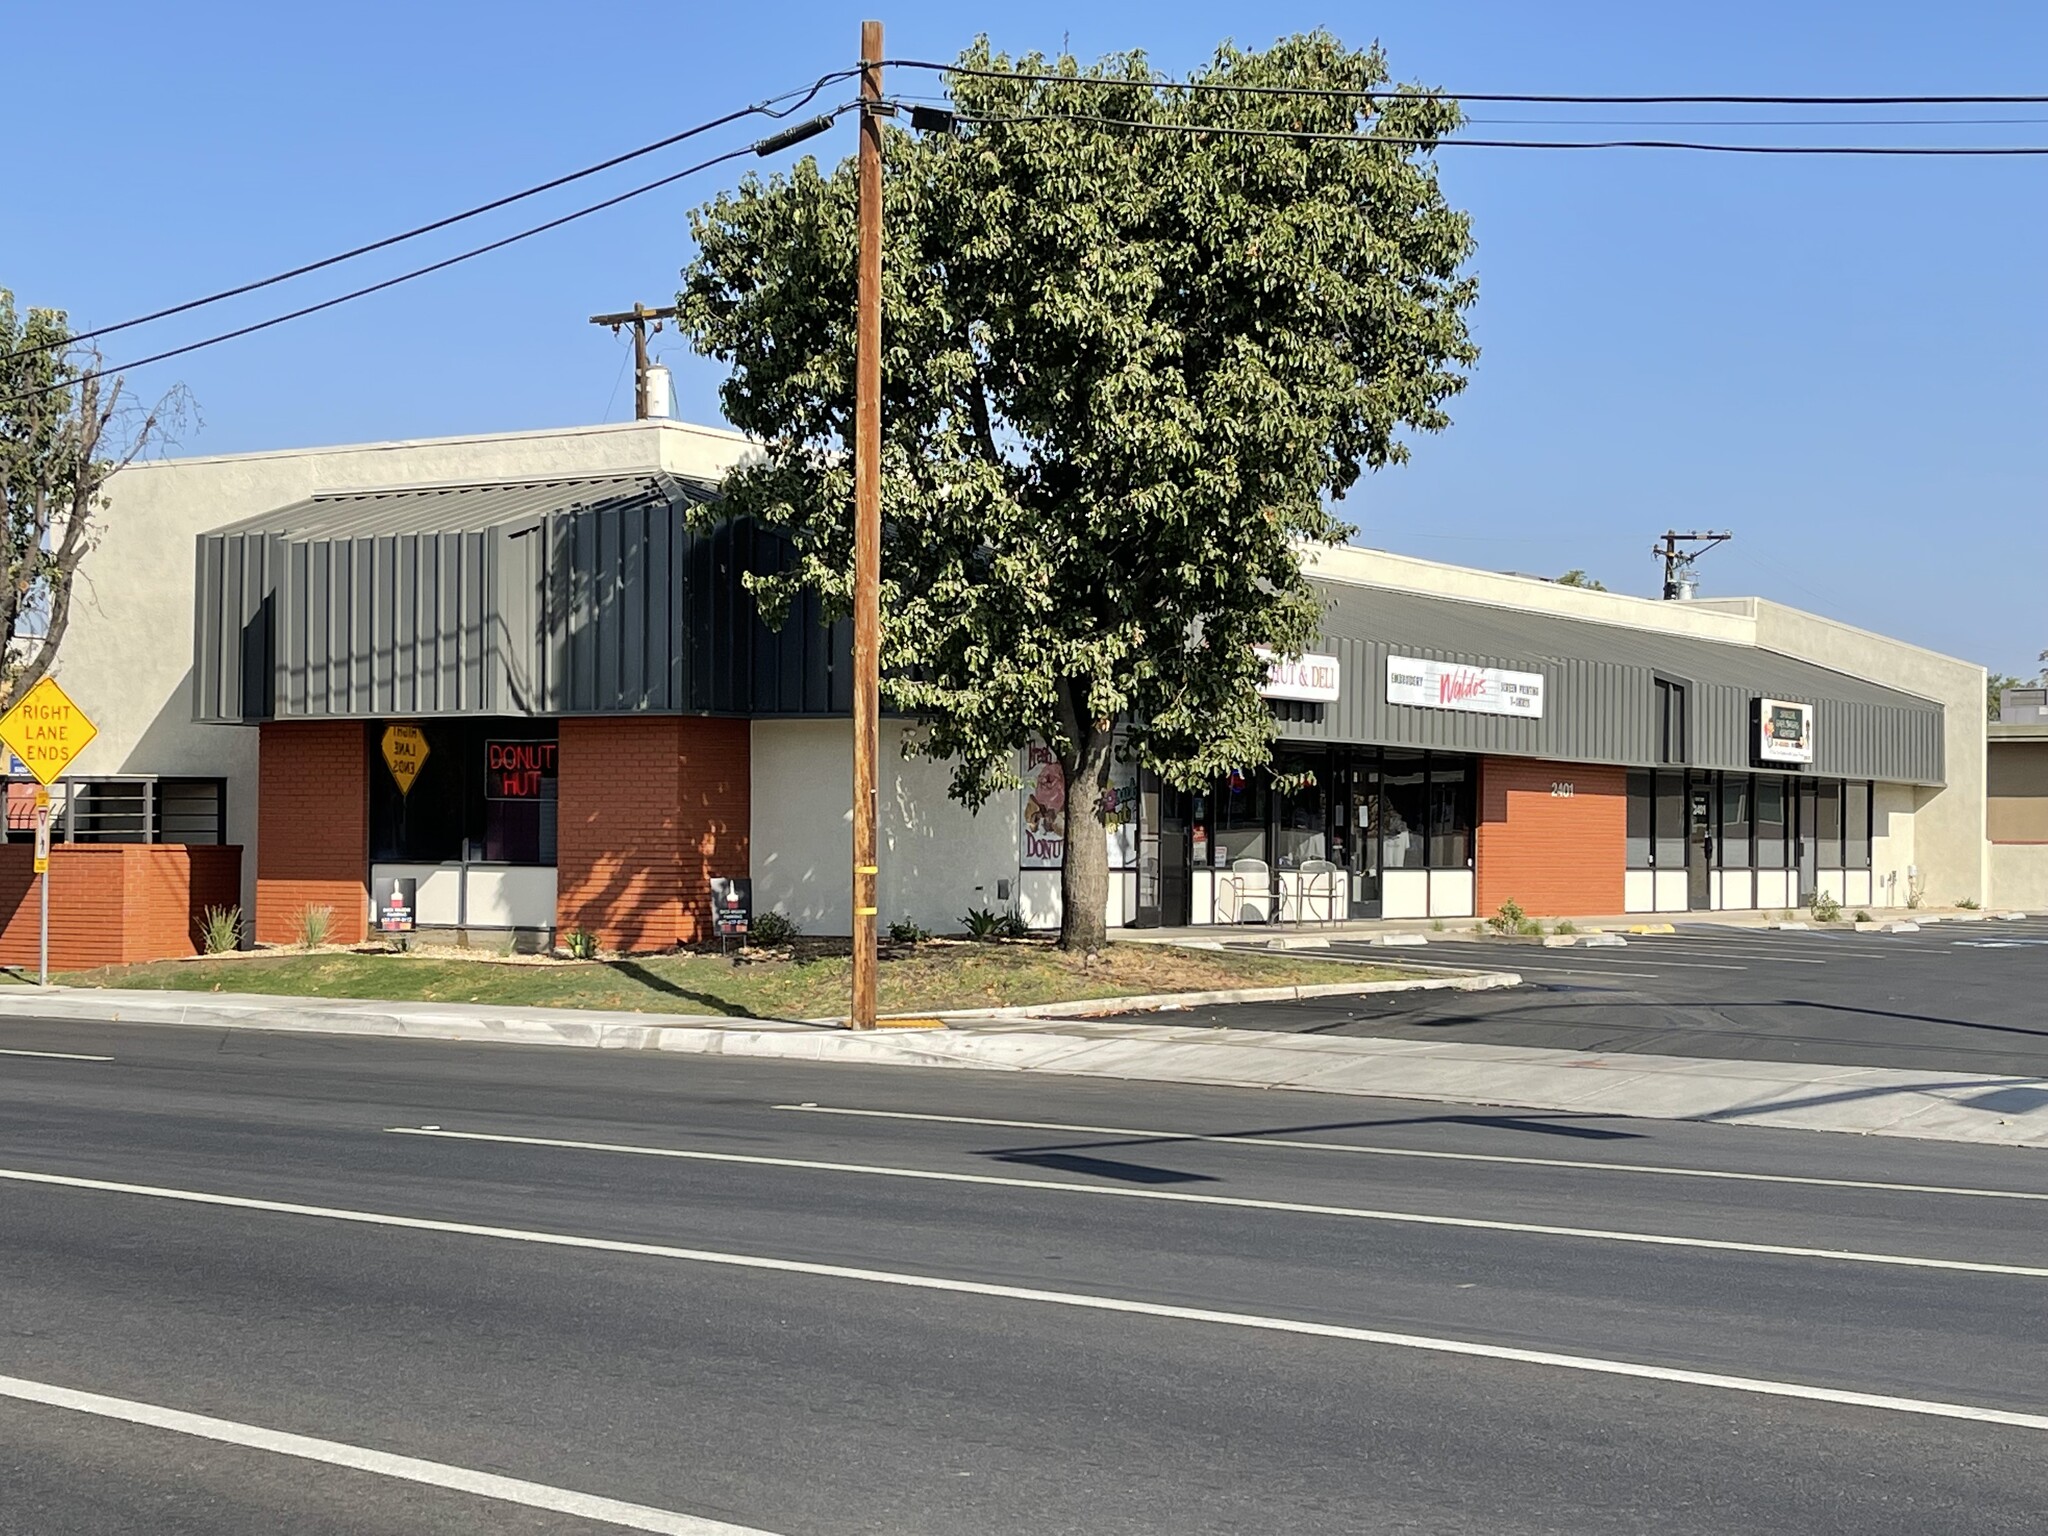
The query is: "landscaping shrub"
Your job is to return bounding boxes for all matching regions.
[294,904,332,950]
[749,910,800,946]
[200,905,242,955]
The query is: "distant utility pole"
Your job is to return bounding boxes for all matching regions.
[589,303,679,419]
[849,18,884,1031]
[1655,529,1733,600]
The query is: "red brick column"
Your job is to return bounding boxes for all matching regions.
[556,717,750,951]
[1475,758,1627,918]
[256,721,369,944]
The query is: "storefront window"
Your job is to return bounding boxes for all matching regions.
[1815,780,1843,868]
[1755,776,1787,868]
[1845,782,1872,869]
[1213,770,1267,867]
[1626,770,1652,868]
[1654,769,1686,870]
[370,721,558,866]
[1719,774,1752,868]
[1190,790,1211,870]
[1381,754,1428,870]
[1273,752,1327,870]
[1428,759,1474,868]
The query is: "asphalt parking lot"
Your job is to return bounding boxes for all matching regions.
[1123,917,2048,1077]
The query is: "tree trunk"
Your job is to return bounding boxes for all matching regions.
[1057,721,1117,955]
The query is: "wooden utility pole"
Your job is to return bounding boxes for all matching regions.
[589,303,679,419]
[849,19,884,1030]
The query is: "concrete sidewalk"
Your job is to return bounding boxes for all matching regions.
[3,987,2045,1151]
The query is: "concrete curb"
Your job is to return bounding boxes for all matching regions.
[4,982,2043,1150]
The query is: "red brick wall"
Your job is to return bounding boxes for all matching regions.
[257,721,368,945]
[0,844,243,970]
[556,717,750,951]
[1475,758,1627,918]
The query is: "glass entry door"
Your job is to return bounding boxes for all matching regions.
[1133,772,1189,928]
[1795,779,1820,903]
[1339,757,1382,918]
[1687,773,1714,911]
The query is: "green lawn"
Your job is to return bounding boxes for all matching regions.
[59,940,1415,1021]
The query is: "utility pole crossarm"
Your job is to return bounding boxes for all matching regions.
[588,303,681,420]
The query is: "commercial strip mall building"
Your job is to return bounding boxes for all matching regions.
[16,417,2003,964]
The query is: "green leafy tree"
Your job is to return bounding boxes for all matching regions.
[1555,569,1606,591]
[0,290,185,704]
[679,34,1477,950]
[1988,673,2025,721]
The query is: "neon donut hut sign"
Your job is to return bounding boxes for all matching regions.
[1385,654,1546,718]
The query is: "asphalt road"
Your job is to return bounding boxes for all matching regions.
[1,1015,2045,1534]
[1158,916,2048,1075]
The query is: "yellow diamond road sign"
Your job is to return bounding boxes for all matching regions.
[381,724,429,796]
[0,677,98,787]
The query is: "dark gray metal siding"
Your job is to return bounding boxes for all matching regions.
[1274,583,1946,786]
[193,476,847,724]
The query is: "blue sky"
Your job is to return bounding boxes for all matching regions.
[6,1,2043,673]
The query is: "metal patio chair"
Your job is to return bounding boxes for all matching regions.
[1292,858,1344,927]
[1219,857,1272,925]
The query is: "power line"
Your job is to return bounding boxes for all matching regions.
[1,107,853,408]
[931,105,2048,154]
[891,60,2048,107]
[1,69,857,364]
[1466,114,2048,127]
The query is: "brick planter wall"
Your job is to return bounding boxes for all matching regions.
[556,717,750,951]
[257,721,369,945]
[1475,758,1627,918]
[0,844,244,971]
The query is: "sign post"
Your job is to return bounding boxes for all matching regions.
[0,678,101,986]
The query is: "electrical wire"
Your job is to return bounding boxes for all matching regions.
[1,105,856,408]
[936,106,2048,154]
[889,59,2048,108]
[0,69,858,364]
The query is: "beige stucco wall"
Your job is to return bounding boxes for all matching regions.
[750,718,1021,935]
[63,420,753,917]
[1990,843,2048,910]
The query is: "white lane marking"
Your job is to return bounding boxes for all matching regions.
[1628,946,1826,965]
[2,1166,2043,1436]
[1557,955,1749,971]
[0,1371,778,1535]
[770,1104,2048,1204]
[1345,957,1664,980]
[0,1047,113,1062]
[382,1128,2048,1278]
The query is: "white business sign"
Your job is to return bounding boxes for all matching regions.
[1386,655,1546,718]
[1756,698,1815,764]
[1257,648,1342,703]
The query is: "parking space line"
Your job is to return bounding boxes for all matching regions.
[3,1168,2046,1436]
[0,1047,113,1062]
[378,1129,2048,1278]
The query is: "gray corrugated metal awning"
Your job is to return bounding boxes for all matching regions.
[1276,582,1946,785]
[193,474,848,723]
[208,473,719,540]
